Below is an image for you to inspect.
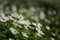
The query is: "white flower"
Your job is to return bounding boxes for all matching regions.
[24,25,28,30]
[11,5,16,12]
[0,17,3,22]
[29,7,36,12]
[45,19,51,24]
[11,13,19,18]
[11,13,24,20]
[18,20,30,26]
[8,15,14,20]
[50,38,54,40]
[10,27,19,34]
[36,33,42,37]
[0,13,9,22]
[22,32,28,38]
[46,26,50,30]
[9,38,14,40]
[1,13,9,20]
[37,23,42,27]
[36,27,44,35]
[32,23,37,26]
[51,32,55,36]
[19,14,24,20]
[40,11,45,19]
[29,26,34,29]
[12,22,22,28]
[32,22,42,29]
[12,22,18,26]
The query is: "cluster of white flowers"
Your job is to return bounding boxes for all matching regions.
[0,11,45,37]
[36,27,45,37]
[32,22,45,37]
[11,13,30,30]
[0,6,54,39]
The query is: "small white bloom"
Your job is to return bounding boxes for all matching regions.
[18,20,30,26]
[32,23,37,26]
[22,32,28,38]
[29,7,36,12]
[19,14,24,20]
[51,32,55,36]
[29,26,34,29]
[12,22,18,26]
[45,19,51,24]
[11,5,16,12]
[36,33,42,37]
[40,11,45,19]
[24,25,28,30]
[18,25,22,28]
[10,27,19,34]
[46,26,50,30]
[0,17,3,22]
[37,23,42,27]
[50,38,54,40]
[9,38,14,40]
[8,16,14,20]
[36,27,44,35]
[1,13,9,21]
[11,13,19,18]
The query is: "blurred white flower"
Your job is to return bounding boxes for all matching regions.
[50,38,54,40]
[40,11,45,19]
[22,32,28,38]
[46,26,50,30]
[32,22,42,28]
[36,33,42,37]
[45,19,51,24]
[0,13,9,22]
[32,23,37,26]
[10,27,19,34]
[8,15,14,20]
[29,26,34,29]
[29,7,36,12]
[0,17,3,21]
[37,23,42,27]
[18,20,30,26]
[9,38,14,40]
[36,27,44,35]
[51,32,55,36]
[11,5,16,12]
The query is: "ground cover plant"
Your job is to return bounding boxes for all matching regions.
[0,0,60,40]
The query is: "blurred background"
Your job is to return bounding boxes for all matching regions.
[0,0,60,40]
